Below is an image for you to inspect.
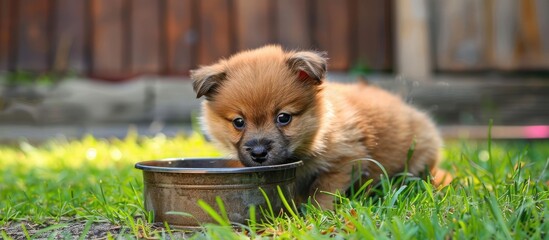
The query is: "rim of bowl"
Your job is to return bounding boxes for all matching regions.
[134,158,303,174]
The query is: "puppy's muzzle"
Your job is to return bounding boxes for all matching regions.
[243,138,273,163]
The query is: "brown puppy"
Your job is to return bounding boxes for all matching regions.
[191,45,449,209]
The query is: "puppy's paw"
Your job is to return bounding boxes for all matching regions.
[431,168,453,187]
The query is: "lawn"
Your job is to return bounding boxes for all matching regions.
[0,130,547,239]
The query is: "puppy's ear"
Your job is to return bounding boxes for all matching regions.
[190,64,226,99]
[286,51,327,84]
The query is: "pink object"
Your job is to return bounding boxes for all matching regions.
[524,125,549,139]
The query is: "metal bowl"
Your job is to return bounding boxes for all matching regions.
[135,158,303,228]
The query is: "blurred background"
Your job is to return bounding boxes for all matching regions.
[1,0,548,142]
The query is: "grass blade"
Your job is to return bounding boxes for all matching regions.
[248,205,257,237]
[78,220,93,240]
[166,211,195,218]
[484,195,513,239]
[536,157,549,183]
[215,196,230,224]
[277,185,299,219]
[351,179,374,200]
[163,221,175,240]
[1,230,13,240]
[197,199,230,227]
[388,185,408,208]
[343,212,375,239]
[406,138,417,170]
[21,223,31,240]
[259,187,275,219]
[31,223,69,238]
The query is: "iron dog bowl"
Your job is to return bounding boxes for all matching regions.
[135,158,303,228]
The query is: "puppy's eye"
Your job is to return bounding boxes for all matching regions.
[232,118,245,130]
[276,113,292,126]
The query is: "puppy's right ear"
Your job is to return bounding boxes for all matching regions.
[190,64,226,99]
[286,51,327,84]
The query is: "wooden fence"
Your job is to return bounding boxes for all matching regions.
[2,0,548,80]
[0,0,393,80]
[433,0,549,71]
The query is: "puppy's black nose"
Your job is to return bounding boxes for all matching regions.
[244,139,272,163]
[250,145,268,160]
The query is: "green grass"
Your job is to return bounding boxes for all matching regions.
[0,130,548,239]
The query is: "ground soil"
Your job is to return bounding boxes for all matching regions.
[1,221,191,239]
[2,221,122,239]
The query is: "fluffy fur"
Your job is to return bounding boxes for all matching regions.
[191,45,449,209]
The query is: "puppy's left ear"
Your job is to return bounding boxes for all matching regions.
[190,63,226,99]
[286,51,327,84]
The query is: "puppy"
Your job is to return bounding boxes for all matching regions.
[191,45,449,209]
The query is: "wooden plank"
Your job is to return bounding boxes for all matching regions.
[235,0,272,50]
[130,0,160,73]
[0,0,13,70]
[395,0,431,79]
[435,0,549,71]
[514,0,549,69]
[315,0,349,70]
[91,0,126,76]
[356,0,393,71]
[16,0,51,71]
[490,0,549,70]
[276,0,310,50]
[534,0,549,68]
[197,0,232,65]
[433,0,487,71]
[491,0,519,70]
[165,0,194,74]
[53,0,86,72]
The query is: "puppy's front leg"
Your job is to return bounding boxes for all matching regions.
[309,165,356,209]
